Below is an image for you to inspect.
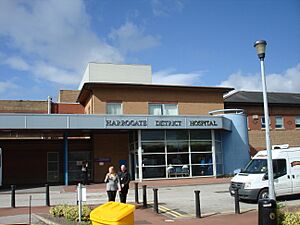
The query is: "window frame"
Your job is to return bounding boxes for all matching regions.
[261,116,271,129]
[106,102,123,115]
[296,116,300,129]
[275,116,284,129]
[148,103,178,115]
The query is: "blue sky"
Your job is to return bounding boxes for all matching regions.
[0,0,299,100]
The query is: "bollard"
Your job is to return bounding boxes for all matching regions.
[78,183,82,223]
[234,188,240,214]
[142,185,147,208]
[194,190,201,218]
[11,185,16,208]
[258,199,277,225]
[153,188,158,213]
[134,182,139,204]
[45,184,50,206]
[28,195,32,224]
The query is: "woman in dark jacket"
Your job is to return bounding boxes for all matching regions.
[118,165,130,203]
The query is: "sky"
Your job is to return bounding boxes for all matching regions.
[0,0,299,100]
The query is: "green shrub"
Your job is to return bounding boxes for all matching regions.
[277,207,300,225]
[282,211,300,225]
[49,204,92,222]
[49,204,66,217]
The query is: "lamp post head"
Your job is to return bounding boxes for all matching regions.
[254,40,267,60]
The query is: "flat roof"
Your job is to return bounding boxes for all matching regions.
[224,91,300,105]
[78,82,234,104]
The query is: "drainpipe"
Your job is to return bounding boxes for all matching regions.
[47,96,52,114]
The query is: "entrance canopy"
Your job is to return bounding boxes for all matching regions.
[0,114,231,131]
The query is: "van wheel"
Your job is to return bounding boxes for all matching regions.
[258,189,269,200]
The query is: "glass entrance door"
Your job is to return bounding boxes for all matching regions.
[47,152,59,182]
[68,151,92,182]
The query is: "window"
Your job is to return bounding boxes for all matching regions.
[148,103,178,115]
[273,159,287,178]
[106,102,122,115]
[275,116,284,129]
[47,152,59,182]
[261,116,271,129]
[296,116,300,128]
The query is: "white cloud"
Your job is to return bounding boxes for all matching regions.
[32,62,81,85]
[0,80,18,93]
[0,0,123,85]
[109,22,160,54]
[151,0,184,17]
[4,56,30,71]
[219,64,300,92]
[153,69,203,86]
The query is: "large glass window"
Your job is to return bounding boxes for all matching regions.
[142,154,165,166]
[167,141,188,152]
[167,154,189,165]
[275,116,284,129]
[190,130,211,140]
[192,165,213,176]
[148,103,178,115]
[141,130,164,141]
[166,130,188,140]
[143,167,166,179]
[142,142,165,153]
[138,130,217,179]
[190,141,212,152]
[106,102,122,115]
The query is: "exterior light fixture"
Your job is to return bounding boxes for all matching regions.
[253,40,275,200]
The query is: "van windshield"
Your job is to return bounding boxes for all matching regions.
[243,159,267,174]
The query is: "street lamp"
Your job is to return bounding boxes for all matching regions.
[254,40,275,200]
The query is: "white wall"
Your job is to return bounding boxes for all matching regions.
[78,63,152,89]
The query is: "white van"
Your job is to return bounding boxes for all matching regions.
[229,145,300,200]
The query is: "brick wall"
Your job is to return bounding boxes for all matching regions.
[58,90,80,103]
[226,103,300,155]
[249,129,300,154]
[0,100,48,113]
[93,132,129,182]
[88,86,224,115]
[52,103,84,114]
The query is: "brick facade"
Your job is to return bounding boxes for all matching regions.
[226,102,300,155]
[80,84,227,115]
[0,100,48,114]
[58,90,80,103]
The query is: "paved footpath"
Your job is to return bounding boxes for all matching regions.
[0,205,257,225]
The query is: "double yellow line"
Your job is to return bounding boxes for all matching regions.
[158,205,191,218]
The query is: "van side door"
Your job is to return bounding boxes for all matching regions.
[273,159,292,196]
[288,152,300,194]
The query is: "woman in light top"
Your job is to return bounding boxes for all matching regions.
[104,166,121,202]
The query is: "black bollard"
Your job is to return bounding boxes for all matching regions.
[194,190,201,218]
[11,185,16,208]
[134,182,139,204]
[258,199,277,225]
[234,188,240,214]
[45,184,50,206]
[142,185,147,208]
[153,188,158,213]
